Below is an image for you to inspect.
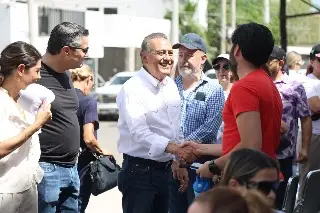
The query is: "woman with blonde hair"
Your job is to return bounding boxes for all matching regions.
[71,64,112,212]
[0,41,52,213]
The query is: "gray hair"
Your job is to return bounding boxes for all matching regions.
[47,22,89,55]
[141,33,168,53]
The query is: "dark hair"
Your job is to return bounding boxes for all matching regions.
[220,148,279,185]
[141,32,168,53]
[231,23,274,68]
[47,22,89,55]
[194,187,272,213]
[306,64,313,75]
[0,41,41,85]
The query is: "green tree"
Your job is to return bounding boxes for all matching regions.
[164,0,212,58]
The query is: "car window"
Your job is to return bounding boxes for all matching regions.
[110,76,132,85]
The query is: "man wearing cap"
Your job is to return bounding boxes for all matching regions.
[168,33,224,213]
[267,46,311,209]
[196,23,283,180]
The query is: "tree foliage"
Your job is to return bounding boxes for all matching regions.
[165,0,320,61]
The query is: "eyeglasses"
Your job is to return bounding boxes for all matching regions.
[239,180,280,195]
[69,46,89,54]
[212,64,231,71]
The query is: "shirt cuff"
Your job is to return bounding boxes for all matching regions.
[148,136,170,158]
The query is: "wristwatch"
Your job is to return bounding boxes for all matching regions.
[208,160,222,175]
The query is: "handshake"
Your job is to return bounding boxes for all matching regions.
[167,141,204,164]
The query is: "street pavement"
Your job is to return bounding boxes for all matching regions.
[86,121,123,213]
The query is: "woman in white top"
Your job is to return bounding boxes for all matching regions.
[0,41,52,213]
[212,54,233,99]
[212,54,233,144]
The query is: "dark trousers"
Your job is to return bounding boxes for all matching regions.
[169,169,196,213]
[118,154,171,213]
[276,157,293,210]
[77,150,96,213]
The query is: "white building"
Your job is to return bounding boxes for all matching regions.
[0,0,172,81]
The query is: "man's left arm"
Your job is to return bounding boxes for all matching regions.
[297,85,312,162]
[186,86,225,143]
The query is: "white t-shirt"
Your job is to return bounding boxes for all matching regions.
[306,74,320,135]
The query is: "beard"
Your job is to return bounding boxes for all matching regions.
[178,64,197,80]
[229,45,239,81]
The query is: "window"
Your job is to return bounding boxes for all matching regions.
[87,8,99,11]
[104,8,117,14]
[38,7,85,36]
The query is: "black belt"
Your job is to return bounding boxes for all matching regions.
[123,154,172,170]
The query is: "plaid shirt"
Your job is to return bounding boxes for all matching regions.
[175,74,225,144]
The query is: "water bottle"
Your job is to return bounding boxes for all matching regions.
[193,174,212,197]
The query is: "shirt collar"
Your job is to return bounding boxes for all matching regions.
[140,67,168,88]
[176,72,209,87]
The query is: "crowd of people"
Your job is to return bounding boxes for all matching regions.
[0,20,320,213]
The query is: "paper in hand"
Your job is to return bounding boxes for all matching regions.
[17,83,55,115]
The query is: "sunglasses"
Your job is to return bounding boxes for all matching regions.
[212,64,231,71]
[239,180,280,195]
[69,46,89,54]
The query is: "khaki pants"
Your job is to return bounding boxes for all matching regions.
[298,134,320,198]
[0,181,38,213]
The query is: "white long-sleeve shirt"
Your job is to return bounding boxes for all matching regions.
[116,68,183,162]
[0,88,43,193]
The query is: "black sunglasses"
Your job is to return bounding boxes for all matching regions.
[69,46,89,54]
[212,64,231,71]
[239,180,280,195]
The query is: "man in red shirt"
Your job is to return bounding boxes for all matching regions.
[196,22,283,178]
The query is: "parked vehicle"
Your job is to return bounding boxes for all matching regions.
[94,71,137,118]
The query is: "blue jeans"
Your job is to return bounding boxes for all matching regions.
[38,162,80,213]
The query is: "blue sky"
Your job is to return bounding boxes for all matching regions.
[312,0,320,6]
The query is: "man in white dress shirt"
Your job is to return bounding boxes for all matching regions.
[116,33,196,213]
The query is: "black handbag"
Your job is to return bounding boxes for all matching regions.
[90,153,121,196]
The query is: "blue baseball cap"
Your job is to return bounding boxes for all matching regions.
[172,33,207,53]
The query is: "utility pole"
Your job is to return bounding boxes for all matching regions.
[220,0,227,54]
[264,0,270,24]
[231,0,236,31]
[27,0,38,45]
[280,0,287,51]
[171,0,179,45]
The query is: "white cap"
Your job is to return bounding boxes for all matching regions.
[18,83,55,115]
[212,54,230,65]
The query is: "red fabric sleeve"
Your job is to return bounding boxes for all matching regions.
[230,83,260,117]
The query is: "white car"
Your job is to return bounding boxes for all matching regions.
[95,71,136,117]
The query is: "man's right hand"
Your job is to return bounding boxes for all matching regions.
[181,141,205,156]
[166,142,198,163]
